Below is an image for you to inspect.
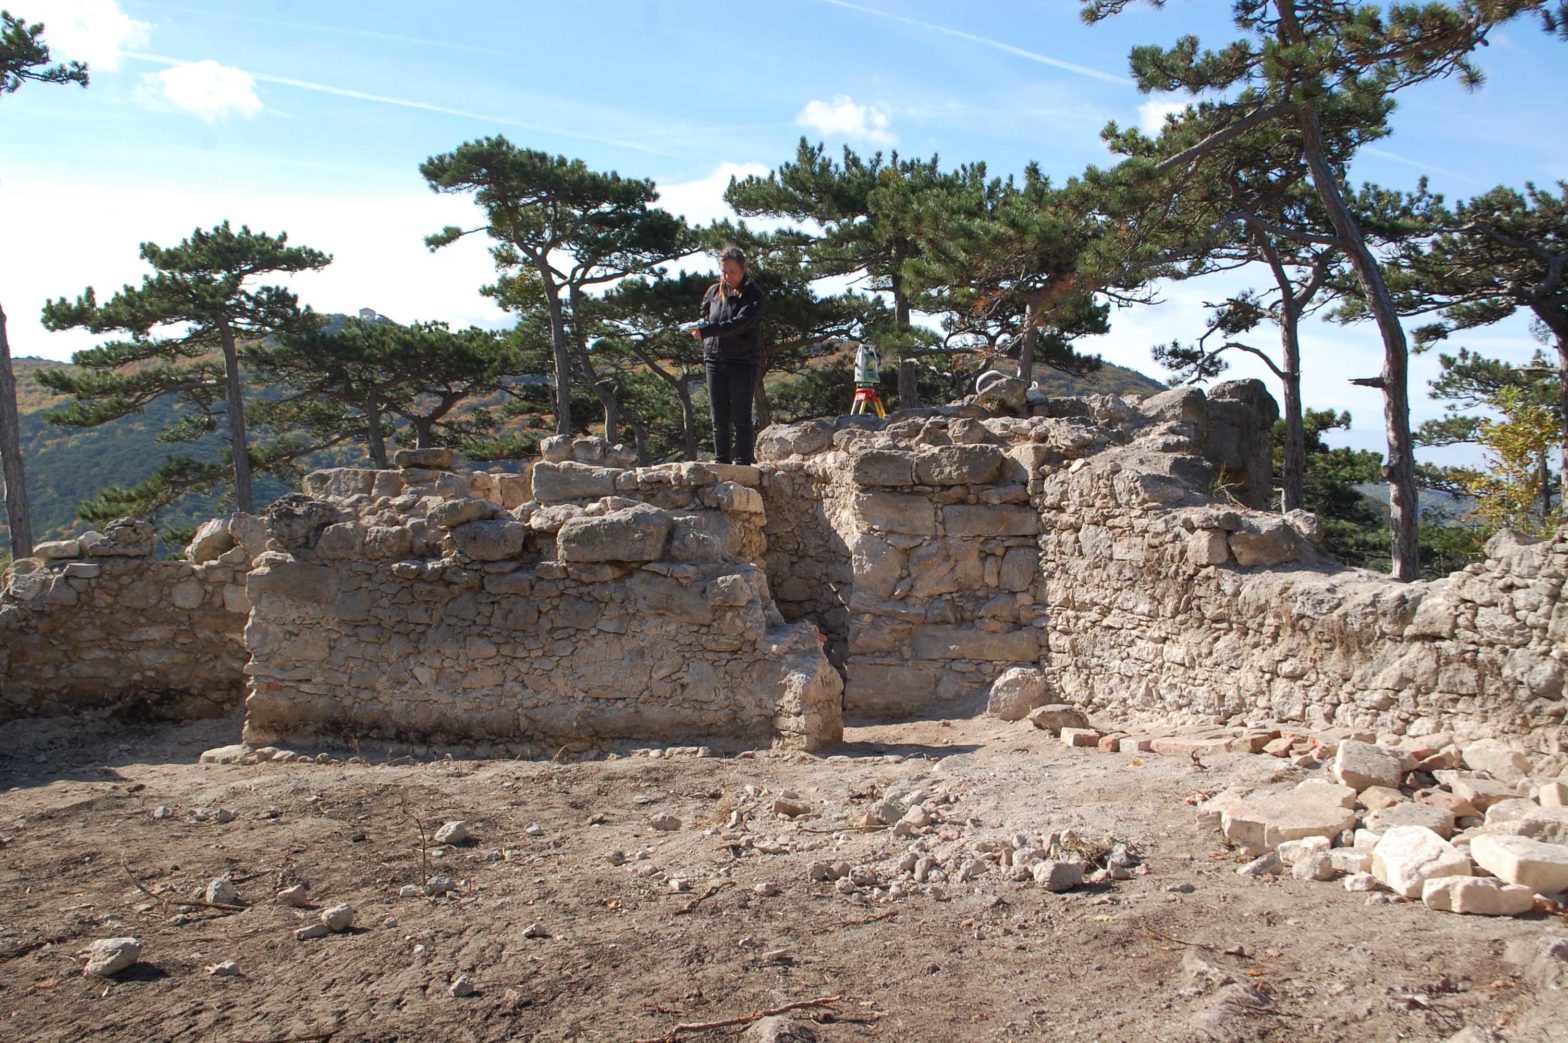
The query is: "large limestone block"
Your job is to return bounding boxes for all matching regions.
[850,492,937,535]
[1438,772,1518,811]
[999,547,1039,592]
[449,519,529,562]
[395,448,458,470]
[532,461,621,503]
[186,519,234,563]
[1334,740,1405,792]
[850,534,903,599]
[79,519,157,558]
[986,667,1050,721]
[246,560,337,606]
[974,375,1029,415]
[428,497,500,529]
[1365,802,1456,839]
[845,660,944,716]
[850,450,916,487]
[1421,876,1536,916]
[1220,793,1358,854]
[944,504,1039,537]
[754,419,833,461]
[33,539,82,560]
[1228,521,1304,567]
[911,625,1039,663]
[557,505,671,563]
[1470,834,1568,893]
[1371,826,1472,898]
[302,468,377,499]
[908,540,982,598]
[1138,386,1206,428]
[915,444,1005,486]
[1461,739,1533,784]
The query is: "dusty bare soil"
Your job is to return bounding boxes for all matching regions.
[2,711,1565,1043]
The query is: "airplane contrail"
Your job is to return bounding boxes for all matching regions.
[124,52,672,157]
[815,0,1134,87]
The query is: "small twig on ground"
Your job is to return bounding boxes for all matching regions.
[675,881,733,915]
[393,787,431,884]
[797,824,885,835]
[822,908,898,931]
[1141,926,1218,951]
[120,859,244,913]
[631,995,841,1042]
[237,1033,333,1043]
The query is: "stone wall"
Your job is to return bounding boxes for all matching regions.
[0,517,258,721]
[754,379,1565,750]
[241,443,842,752]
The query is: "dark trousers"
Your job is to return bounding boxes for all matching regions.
[706,357,756,465]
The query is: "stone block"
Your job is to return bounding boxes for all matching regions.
[449,519,529,562]
[1461,739,1533,784]
[1027,704,1089,735]
[1228,522,1304,567]
[1439,773,1519,811]
[999,546,1038,591]
[33,538,83,560]
[916,444,1005,486]
[557,505,671,563]
[302,468,377,499]
[79,519,157,558]
[1185,530,1231,566]
[395,448,457,470]
[1220,793,1358,854]
[844,661,943,716]
[1333,740,1405,792]
[944,504,1039,537]
[1294,780,1357,809]
[908,540,982,598]
[850,534,903,599]
[911,625,1038,663]
[539,434,572,462]
[850,450,916,487]
[1357,786,1407,811]
[1060,727,1102,748]
[1371,826,1472,898]
[63,562,101,579]
[429,497,499,529]
[1365,802,1456,839]
[1471,833,1568,892]
[1422,876,1536,916]
[1490,807,1568,847]
[186,519,235,563]
[850,492,938,535]
[986,666,1049,721]
[1138,386,1207,428]
[532,462,621,503]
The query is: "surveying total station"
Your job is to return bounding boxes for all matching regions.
[850,342,885,417]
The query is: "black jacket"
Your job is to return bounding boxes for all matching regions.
[698,276,765,362]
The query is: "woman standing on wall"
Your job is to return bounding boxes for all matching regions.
[690,246,766,465]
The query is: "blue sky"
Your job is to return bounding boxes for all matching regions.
[3,0,1565,462]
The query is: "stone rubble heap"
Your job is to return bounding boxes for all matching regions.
[241,442,842,753]
[1182,729,1568,917]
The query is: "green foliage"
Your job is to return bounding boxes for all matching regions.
[1,10,87,94]
[38,222,331,517]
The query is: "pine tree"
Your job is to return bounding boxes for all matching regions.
[421,138,692,438]
[1081,0,1546,579]
[38,222,330,517]
[1,9,90,559]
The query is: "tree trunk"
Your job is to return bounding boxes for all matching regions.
[414,416,435,448]
[1019,295,1040,386]
[898,357,919,408]
[1297,105,1419,579]
[0,302,35,560]
[600,380,620,446]
[1278,314,1306,513]
[217,321,254,514]
[676,379,698,462]
[365,396,389,468]
[542,275,573,435]
[753,359,771,431]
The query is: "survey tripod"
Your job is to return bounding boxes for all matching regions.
[849,342,885,417]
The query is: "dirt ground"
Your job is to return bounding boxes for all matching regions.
[2,710,1566,1043]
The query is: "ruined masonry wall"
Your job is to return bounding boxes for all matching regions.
[242,444,842,752]
[0,518,257,721]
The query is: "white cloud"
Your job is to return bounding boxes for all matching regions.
[796,95,897,146]
[140,60,262,122]
[22,0,149,72]
[656,162,771,227]
[1137,98,1187,135]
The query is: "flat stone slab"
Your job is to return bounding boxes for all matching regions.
[1221,793,1358,855]
[1333,740,1404,792]
[1365,802,1457,839]
[1422,876,1536,916]
[1372,826,1472,898]
[199,745,252,765]
[1470,834,1568,893]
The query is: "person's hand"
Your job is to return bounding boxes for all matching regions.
[689,328,702,339]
